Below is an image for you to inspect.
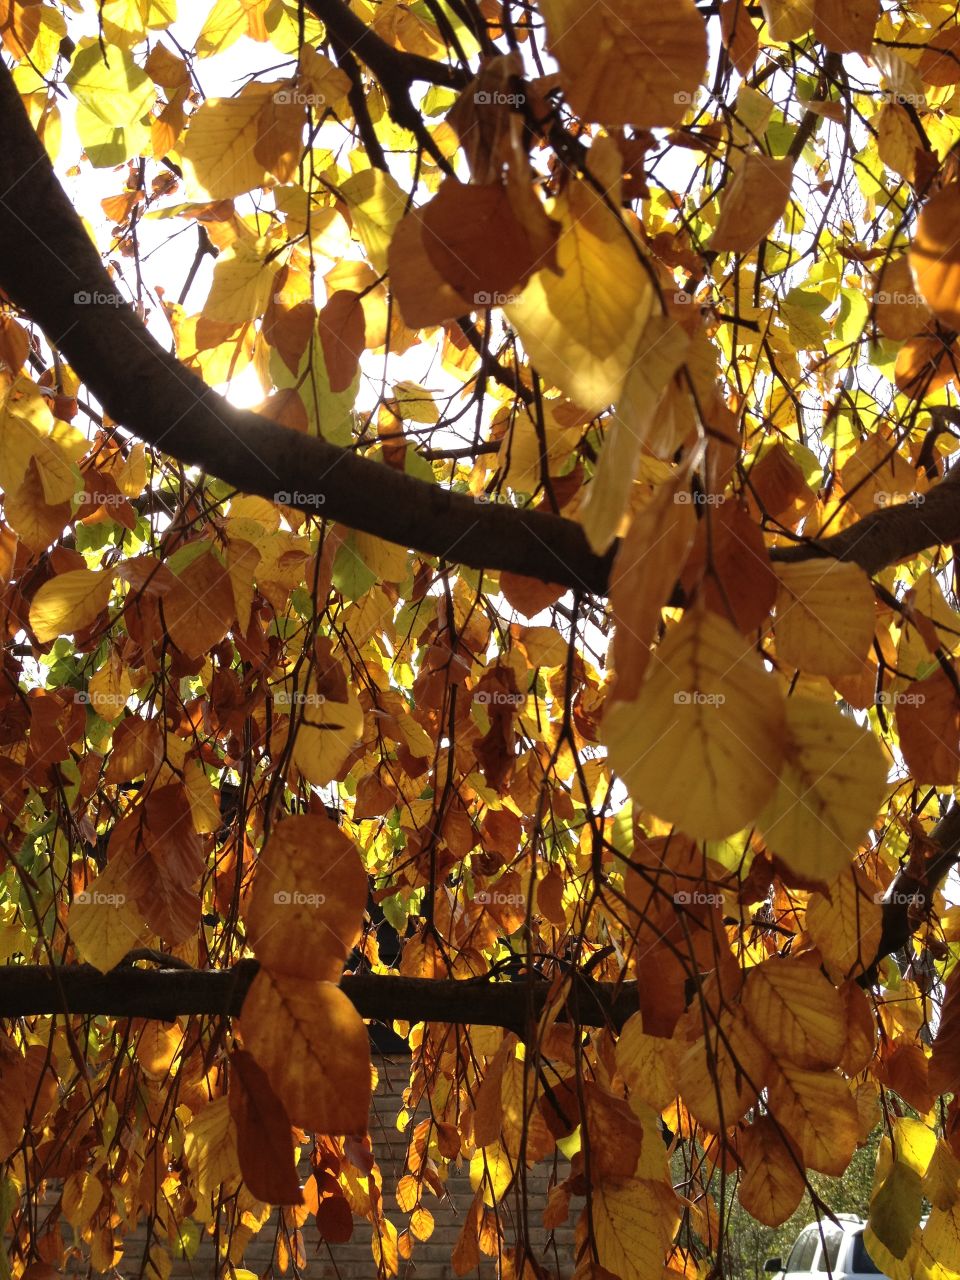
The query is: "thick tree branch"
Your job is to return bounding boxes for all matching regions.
[1,62,959,597]
[0,61,611,595]
[770,469,960,575]
[864,802,960,980]
[305,0,471,92]
[0,961,639,1031]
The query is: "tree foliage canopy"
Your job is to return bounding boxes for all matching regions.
[3,0,960,1277]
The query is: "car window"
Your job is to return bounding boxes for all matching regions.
[816,1223,843,1272]
[786,1227,819,1273]
[851,1231,881,1274]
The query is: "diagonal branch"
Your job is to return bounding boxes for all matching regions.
[1,60,960,596]
[0,60,610,595]
[863,802,960,982]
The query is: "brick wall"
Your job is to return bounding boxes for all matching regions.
[122,1057,576,1280]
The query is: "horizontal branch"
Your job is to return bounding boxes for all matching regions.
[0,961,641,1031]
[770,471,960,576]
[1,63,958,598]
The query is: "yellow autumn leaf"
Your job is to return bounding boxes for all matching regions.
[290,665,364,787]
[245,813,367,982]
[239,971,371,1135]
[869,1119,935,1260]
[806,866,884,980]
[767,1062,858,1176]
[761,0,813,41]
[813,0,878,53]
[29,568,113,644]
[342,168,407,273]
[709,153,795,254]
[602,605,786,840]
[910,184,960,332]
[203,239,276,326]
[68,860,152,973]
[504,178,654,415]
[774,559,875,678]
[608,480,697,699]
[184,1096,242,1199]
[742,952,845,1069]
[738,1115,805,1228]
[184,757,220,835]
[615,1012,681,1113]
[757,696,887,882]
[180,85,272,199]
[581,315,691,553]
[588,1178,682,1280]
[678,1005,771,1131]
[538,0,708,129]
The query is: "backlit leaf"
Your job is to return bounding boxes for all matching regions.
[603,604,786,840]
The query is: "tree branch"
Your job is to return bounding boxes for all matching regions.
[770,469,960,576]
[864,802,960,980]
[1,61,959,598]
[0,961,639,1031]
[0,60,610,595]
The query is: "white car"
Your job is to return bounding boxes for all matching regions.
[765,1215,887,1279]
